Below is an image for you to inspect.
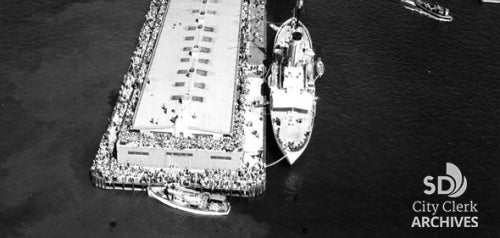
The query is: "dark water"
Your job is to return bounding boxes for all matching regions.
[1,0,499,237]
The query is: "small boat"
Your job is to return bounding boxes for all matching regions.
[401,0,453,22]
[315,57,324,81]
[147,184,231,216]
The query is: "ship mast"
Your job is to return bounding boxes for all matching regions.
[293,0,303,29]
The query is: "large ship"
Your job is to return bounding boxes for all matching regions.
[267,0,324,165]
[401,0,453,22]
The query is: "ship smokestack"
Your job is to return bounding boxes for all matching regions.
[288,32,303,64]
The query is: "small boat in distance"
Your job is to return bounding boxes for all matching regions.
[401,0,453,22]
[147,184,230,216]
[481,0,500,3]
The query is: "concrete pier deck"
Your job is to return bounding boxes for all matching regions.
[90,0,268,197]
[132,0,242,134]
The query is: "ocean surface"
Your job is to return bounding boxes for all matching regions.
[1,0,499,237]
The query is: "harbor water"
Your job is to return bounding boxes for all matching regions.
[0,0,499,237]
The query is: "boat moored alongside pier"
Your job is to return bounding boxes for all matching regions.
[267,1,323,165]
[148,184,231,216]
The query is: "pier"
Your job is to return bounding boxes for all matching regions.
[90,0,268,197]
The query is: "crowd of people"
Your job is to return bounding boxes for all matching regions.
[90,0,267,195]
[119,131,241,152]
[92,161,265,194]
[92,0,169,176]
[244,0,266,44]
[275,126,310,152]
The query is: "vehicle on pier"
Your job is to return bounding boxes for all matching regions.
[401,0,453,22]
[267,0,324,165]
[147,184,230,216]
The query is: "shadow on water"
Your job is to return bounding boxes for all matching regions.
[108,88,120,108]
[282,173,302,201]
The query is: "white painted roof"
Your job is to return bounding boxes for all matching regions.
[132,0,242,135]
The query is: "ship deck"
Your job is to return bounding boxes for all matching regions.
[270,18,315,152]
[271,91,314,148]
[131,0,243,134]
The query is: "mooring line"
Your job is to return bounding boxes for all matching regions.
[266,154,287,168]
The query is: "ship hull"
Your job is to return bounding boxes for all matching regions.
[269,17,316,165]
